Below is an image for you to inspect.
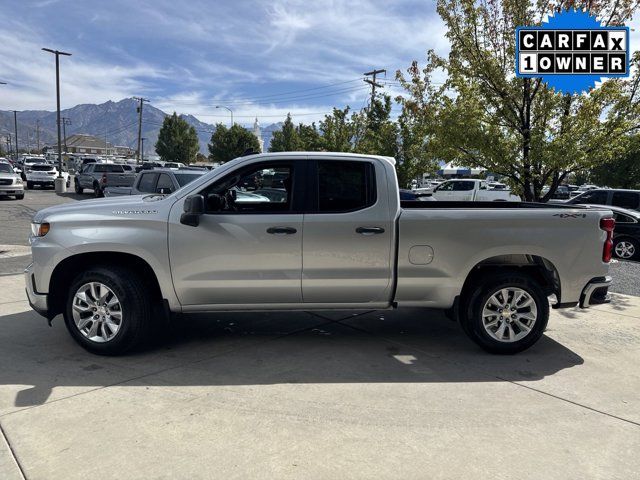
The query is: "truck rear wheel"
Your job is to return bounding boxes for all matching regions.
[64,266,152,355]
[74,180,83,194]
[461,272,549,354]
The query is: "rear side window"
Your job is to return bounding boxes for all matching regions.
[612,191,640,210]
[574,190,608,205]
[317,161,376,212]
[137,173,158,193]
[452,181,475,191]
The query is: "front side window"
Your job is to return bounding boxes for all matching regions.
[436,181,454,191]
[317,160,376,212]
[613,213,635,224]
[202,163,294,213]
[156,174,174,194]
[137,173,158,193]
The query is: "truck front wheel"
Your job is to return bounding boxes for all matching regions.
[64,266,152,355]
[461,272,549,354]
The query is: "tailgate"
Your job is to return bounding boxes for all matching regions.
[107,173,136,187]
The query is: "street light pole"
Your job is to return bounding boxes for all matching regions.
[42,47,71,193]
[215,105,233,127]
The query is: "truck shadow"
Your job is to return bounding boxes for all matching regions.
[0,309,584,408]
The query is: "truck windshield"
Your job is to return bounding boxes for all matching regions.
[0,164,13,173]
[31,165,54,171]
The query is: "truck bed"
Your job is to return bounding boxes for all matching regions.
[400,201,593,210]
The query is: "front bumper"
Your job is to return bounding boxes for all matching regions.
[579,276,612,308]
[24,263,49,319]
[0,184,24,195]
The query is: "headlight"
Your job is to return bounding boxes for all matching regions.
[31,222,50,237]
[15,177,23,184]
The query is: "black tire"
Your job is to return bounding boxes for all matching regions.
[93,182,103,197]
[64,266,152,355]
[74,180,83,194]
[26,181,33,189]
[613,237,639,261]
[15,194,24,200]
[66,179,70,188]
[460,272,549,354]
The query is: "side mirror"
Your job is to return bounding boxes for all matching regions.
[180,194,205,227]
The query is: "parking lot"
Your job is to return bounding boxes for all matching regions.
[1,189,640,479]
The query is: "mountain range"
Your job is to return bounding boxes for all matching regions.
[0,98,283,155]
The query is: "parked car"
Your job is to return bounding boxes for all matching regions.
[581,205,640,260]
[75,163,136,197]
[104,168,206,197]
[21,157,48,179]
[0,161,24,199]
[25,164,70,189]
[163,162,186,170]
[431,179,520,201]
[27,152,613,356]
[569,184,599,198]
[135,162,163,173]
[563,189,640,212]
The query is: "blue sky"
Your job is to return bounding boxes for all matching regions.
[0,0,448,125]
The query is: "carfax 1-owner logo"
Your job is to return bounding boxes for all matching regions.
[515,9,630,94]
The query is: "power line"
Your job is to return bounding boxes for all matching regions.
[161,79,364,106]
[162,85,370,108]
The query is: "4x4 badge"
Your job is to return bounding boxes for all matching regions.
[553,213,587,218]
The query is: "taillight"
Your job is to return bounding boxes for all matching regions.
[600,217,615,262]
[101,173,107,184]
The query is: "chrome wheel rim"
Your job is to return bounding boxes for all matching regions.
[614,241,635,259]
[482,287,537,343]
[72,282,123,343]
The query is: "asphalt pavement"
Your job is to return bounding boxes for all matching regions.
[1,189,639,479]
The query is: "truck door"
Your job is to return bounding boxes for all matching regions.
[302,158,394,304]
[432,180,454,200]
[168,159,305,306]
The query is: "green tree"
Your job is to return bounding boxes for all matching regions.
[155,112,200,164]
[208,123,260,163]
[319,107,354,152]
[269,114,301,152]
[590,135,640,189]
[396,0,640,201]
[297,123,323,151]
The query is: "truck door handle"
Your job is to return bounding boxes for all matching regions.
[356,226,385,235]
[267,226,297,235]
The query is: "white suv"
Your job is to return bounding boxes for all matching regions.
[26,164,70,189]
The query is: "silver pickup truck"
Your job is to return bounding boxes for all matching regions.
[74,163,136,197]
[26,152,614,355]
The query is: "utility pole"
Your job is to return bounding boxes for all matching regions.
[363,68,386,108]
[42,47,72,193]
[12,110,19,162]
[60,117,71,153]
[36,119,40,152]
[134,97,149,164]
[141,137,146,162]
[6,134,11,159]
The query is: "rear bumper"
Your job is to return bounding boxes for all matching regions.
[24,263,49,319]
[579,276,612,308]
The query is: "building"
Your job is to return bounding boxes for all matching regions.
[49,133,133,156]
[253,118,264,153]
